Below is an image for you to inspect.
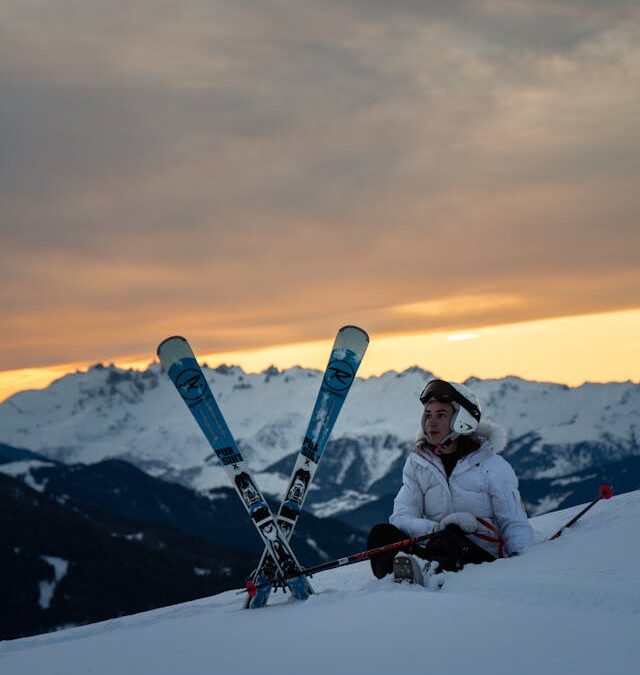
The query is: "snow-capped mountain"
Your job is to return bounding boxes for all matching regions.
[1,363,638,518]
[2,490,638,674]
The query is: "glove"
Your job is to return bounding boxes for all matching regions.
[437,512,478,534]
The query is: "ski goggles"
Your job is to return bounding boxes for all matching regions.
[419,379,480,420]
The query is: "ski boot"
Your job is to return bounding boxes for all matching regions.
[393,554,425,585]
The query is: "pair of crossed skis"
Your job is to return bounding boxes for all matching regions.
[158,326,369,607]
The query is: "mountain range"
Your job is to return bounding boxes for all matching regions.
[1,362,638,520]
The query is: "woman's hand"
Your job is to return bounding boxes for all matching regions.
[436,512,478,533]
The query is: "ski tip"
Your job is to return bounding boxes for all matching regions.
[157,336,196,370]
[338,325,370,342]
[156,335,188,358]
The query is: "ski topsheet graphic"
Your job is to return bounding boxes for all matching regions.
[247,325,369,607]
[157,335,311,601]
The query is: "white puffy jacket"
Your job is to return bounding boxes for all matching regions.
[389,422,534,557]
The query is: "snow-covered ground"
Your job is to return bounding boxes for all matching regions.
[2,490,638,675]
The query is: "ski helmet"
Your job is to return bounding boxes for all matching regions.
[419,379,481,435]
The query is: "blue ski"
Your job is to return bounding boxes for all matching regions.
[247,325,369,608]
[157,335,312,601]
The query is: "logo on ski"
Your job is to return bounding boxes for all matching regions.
[175,368,208,402]
[323,359,355,393]
[301,436,320,463]
[218,446,243,467]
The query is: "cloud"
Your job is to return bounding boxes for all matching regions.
[0,0,639,369]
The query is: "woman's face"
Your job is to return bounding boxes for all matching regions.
[424,400,454,445]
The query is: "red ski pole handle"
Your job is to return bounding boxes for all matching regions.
[598,484,613,500]
[549,484,613,540]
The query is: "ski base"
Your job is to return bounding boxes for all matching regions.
[248,573,273,609]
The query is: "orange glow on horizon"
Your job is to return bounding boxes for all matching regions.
[1,308,639,403]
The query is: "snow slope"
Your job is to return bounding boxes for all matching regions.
[2,490,638,675]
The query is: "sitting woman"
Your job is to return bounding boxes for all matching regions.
[369,379,533,582]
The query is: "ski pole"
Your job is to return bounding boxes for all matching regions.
[549,484,613,541]
[244,531,434,596]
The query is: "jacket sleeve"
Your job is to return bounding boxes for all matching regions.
[389,456,439,537]
[487,456,534,555]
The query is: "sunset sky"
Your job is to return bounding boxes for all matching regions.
[1,0,639,402]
